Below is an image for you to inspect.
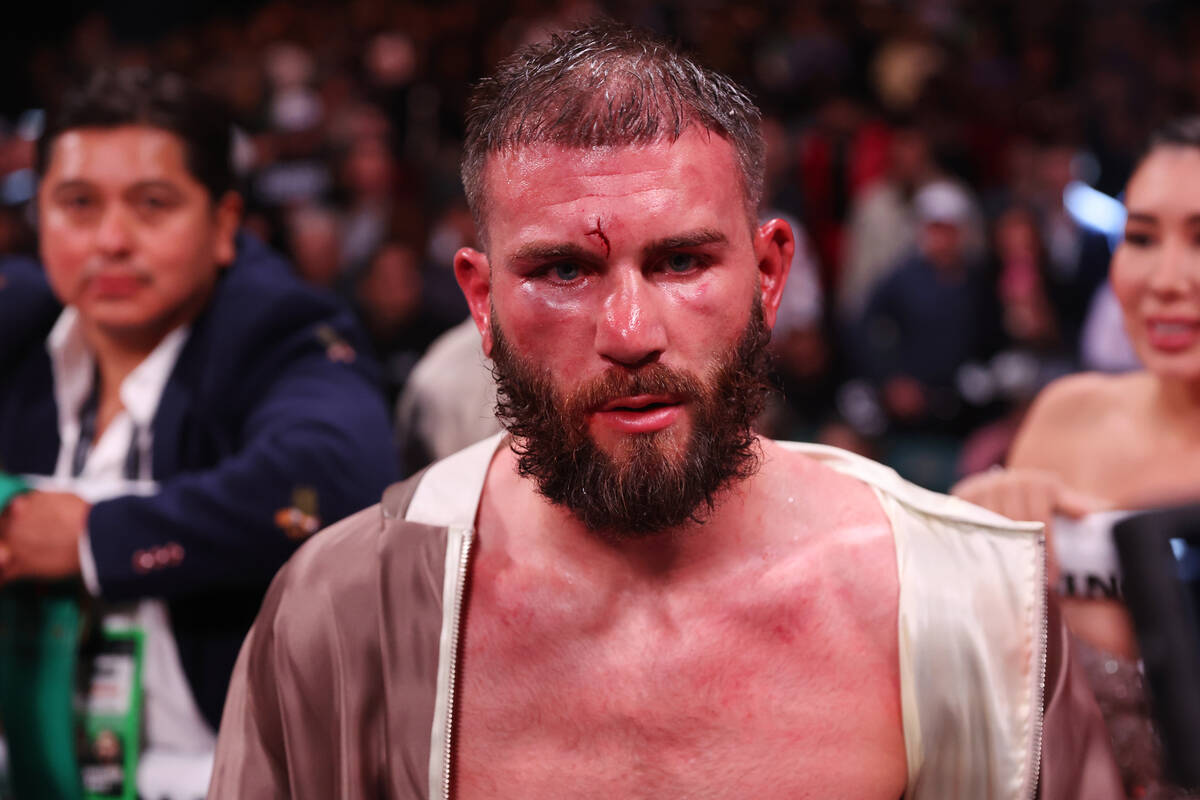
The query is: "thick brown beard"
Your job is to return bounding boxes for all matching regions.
[490,300,773,537]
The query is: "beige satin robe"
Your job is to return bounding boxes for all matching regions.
[208,435,1122,799]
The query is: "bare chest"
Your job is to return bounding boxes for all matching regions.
[452,558,905,798]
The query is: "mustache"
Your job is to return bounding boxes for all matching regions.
[81,259,150,280]
[566,364,704,417]
[487,299,774,535]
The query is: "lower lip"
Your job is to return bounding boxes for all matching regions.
[1146,322,1200,353]
[89,274,145,298]
[593,404,683,434]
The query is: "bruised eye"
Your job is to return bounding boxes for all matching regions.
[551,262,582,282]
[663,252,702,273]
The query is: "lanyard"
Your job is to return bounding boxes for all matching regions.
[70,378,142,482]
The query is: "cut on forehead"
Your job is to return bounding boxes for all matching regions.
[461,21,765,247]
[478,128,752,263]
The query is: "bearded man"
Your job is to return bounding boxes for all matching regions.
[209,23,1121,799]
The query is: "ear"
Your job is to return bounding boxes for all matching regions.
[453,246,494,356]
[754,217,794,330]
[212,191,244,269]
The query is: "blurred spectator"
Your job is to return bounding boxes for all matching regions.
[0,0,1196,494]
[957,205,1078,475]
[354,239,458,406]
[837,123,936,321]
[760,213,834,440]
[852,180,1001,435]
[337,131,400,272]
[1035,144,1115,353]
[285,204,346,292]
[394,317,500,476]
[0,68,397,798]
[796,95,890,283]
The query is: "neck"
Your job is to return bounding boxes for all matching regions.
[80,321,171,401]
[515,445,766,583]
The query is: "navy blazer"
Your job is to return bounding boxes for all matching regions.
[0,233,399,729]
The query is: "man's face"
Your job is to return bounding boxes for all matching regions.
[37,125,240,348]
[920,220,964,272]
[456,128,793,532]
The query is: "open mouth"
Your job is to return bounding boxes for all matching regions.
[600,395,680,412]
[1149,321,1199,335]
[594,395,685,434]
[1146,318,1200,351]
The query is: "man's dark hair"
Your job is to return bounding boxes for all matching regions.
[37,68,236,201]
[461,21,765,243]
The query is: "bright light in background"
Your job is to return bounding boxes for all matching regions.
[1064,180,1126,244]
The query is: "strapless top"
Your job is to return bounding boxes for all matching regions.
[1052,510,1136,599]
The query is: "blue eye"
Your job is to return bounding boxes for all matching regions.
[665,253,699,273]
[552,262,582,282]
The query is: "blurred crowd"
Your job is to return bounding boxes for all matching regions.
[1,0,1196,488]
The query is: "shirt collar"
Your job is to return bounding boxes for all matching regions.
[46,307,191,429]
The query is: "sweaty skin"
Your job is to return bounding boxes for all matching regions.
[457,440,905,799]
[452,131,907,798]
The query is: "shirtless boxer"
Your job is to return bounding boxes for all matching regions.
[208,22,1119,799]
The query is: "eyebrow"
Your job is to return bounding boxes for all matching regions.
[1125,212,1200,226]
[49,178,183,194]
[641,228,728,258]
[507,227,729,266]
[509,241,596,264]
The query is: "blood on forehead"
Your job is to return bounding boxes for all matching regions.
[585,218,611,257]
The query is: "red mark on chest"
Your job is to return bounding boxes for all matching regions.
[586,219,611,257]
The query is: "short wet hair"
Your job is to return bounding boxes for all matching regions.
[37,68,235,202]
[461,21,765,243]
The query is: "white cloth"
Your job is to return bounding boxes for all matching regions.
[1052,510,1135,599]
[41,307,215,800]
[394,318,501,464]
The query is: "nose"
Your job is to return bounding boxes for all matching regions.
[594,269,668,368]
[94,205,135,259]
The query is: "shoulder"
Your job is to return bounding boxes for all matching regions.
[0,254,51,293]
[0,256,60,363]
[203,232,352,339]
[264,504,388,625]
[260,467,454,647]
[1010,371,1139,468]
[769,439,1040,536]
[1023,372,1129,424]
[185,233,380,400]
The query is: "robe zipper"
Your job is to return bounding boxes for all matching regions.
[1026,537,1048,799]
[442,531,473,800]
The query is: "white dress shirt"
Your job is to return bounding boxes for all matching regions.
[38,306,215,800]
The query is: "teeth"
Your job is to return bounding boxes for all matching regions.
[1152,322,1196,334]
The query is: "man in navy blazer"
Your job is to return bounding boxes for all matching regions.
[0,67,397,769]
